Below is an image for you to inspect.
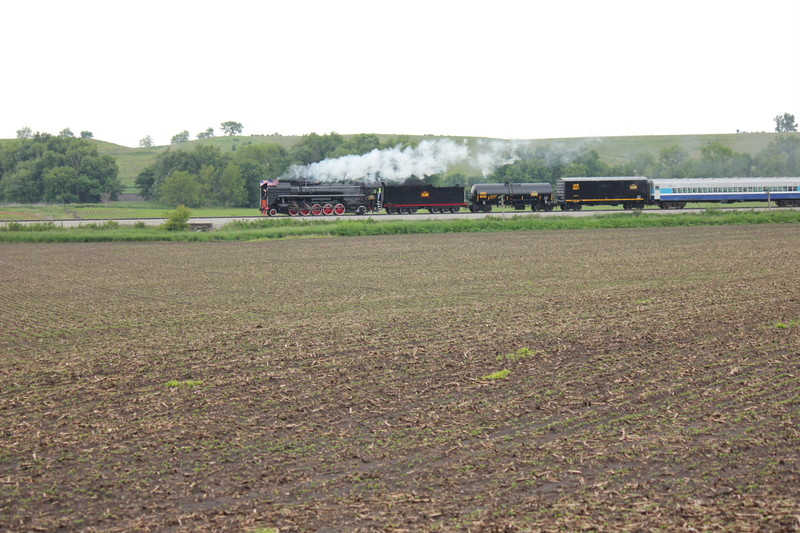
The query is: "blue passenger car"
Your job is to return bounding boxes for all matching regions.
[650,178,800,208]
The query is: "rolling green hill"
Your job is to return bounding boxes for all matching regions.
[3,132,787,192]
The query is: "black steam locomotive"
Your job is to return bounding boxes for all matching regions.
[260,180,555,216]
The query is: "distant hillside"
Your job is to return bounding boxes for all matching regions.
[4,132,787,190]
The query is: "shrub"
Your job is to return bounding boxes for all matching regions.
[161,205,192,231]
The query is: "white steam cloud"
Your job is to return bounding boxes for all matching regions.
[281,138,529,183]
[473,139,524,176]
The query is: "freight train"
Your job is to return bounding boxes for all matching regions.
[259,177,800,216]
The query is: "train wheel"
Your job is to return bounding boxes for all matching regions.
[483,205,492,213]
[268,208,278,217]
[322,203,334,216]
[334,203,346,215]
[311,204,323,216]
[300,204,311,216]
[430,207,441,214]
[288,206,300,216]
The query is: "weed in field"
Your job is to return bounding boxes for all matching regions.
[482,369,511,381]
[165,379,204,389]
[497,347,536,361]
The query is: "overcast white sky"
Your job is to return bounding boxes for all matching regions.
[2,0,798,147]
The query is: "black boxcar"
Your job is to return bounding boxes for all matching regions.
[557,177,650,210]
[467,183,554,212]
[383,184,466,214]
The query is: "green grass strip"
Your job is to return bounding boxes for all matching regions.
[1,210,800,243]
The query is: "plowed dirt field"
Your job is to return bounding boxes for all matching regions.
[1,225,799,532]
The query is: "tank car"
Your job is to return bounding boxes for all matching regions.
[467,183,554,212]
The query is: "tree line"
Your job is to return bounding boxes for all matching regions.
[0,133,122,204]
[135,133,417,208]
[2,129,799,208]
[474,135,800,190]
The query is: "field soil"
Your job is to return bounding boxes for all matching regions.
[1,226,799,532]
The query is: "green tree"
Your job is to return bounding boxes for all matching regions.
[16,126,33,139]
[197,127,215,139]
[139,135,154,147]
[218,163,247,206]
[80,131,93,139]
[630,152,656,176]
[0,134,121,203]
[171,131,190,145]
[59,128,75,138]
[220,121,243,136]
[136,144,229,202]
[755,135,800,176]
[696,142,751,177]
[159,170,204,207]
[42,166,86,203]
[562,149,611,177]
[330,133,382,157]
[233,143,290,180]
[290,132,344,165]
[774,113,798,133]
[0,166,41,203]
[657,145,688,178]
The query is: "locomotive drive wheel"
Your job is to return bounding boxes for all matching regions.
[300,204,312,216]
[322,204,334,216]
[288,206,300,216]
[334,203,346,215]
[311,204,323,216]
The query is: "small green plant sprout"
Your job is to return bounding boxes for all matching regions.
[775,320,800,329]
[481,369,511,381]
[165,379,204,389]
[497,347,535,362]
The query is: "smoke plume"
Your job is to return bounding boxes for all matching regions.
[281,138,532,183]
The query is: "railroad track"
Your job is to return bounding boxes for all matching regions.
[2,205,797,230]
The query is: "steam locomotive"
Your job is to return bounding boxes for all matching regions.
[259,180,554,216]
[259,176,800,216]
